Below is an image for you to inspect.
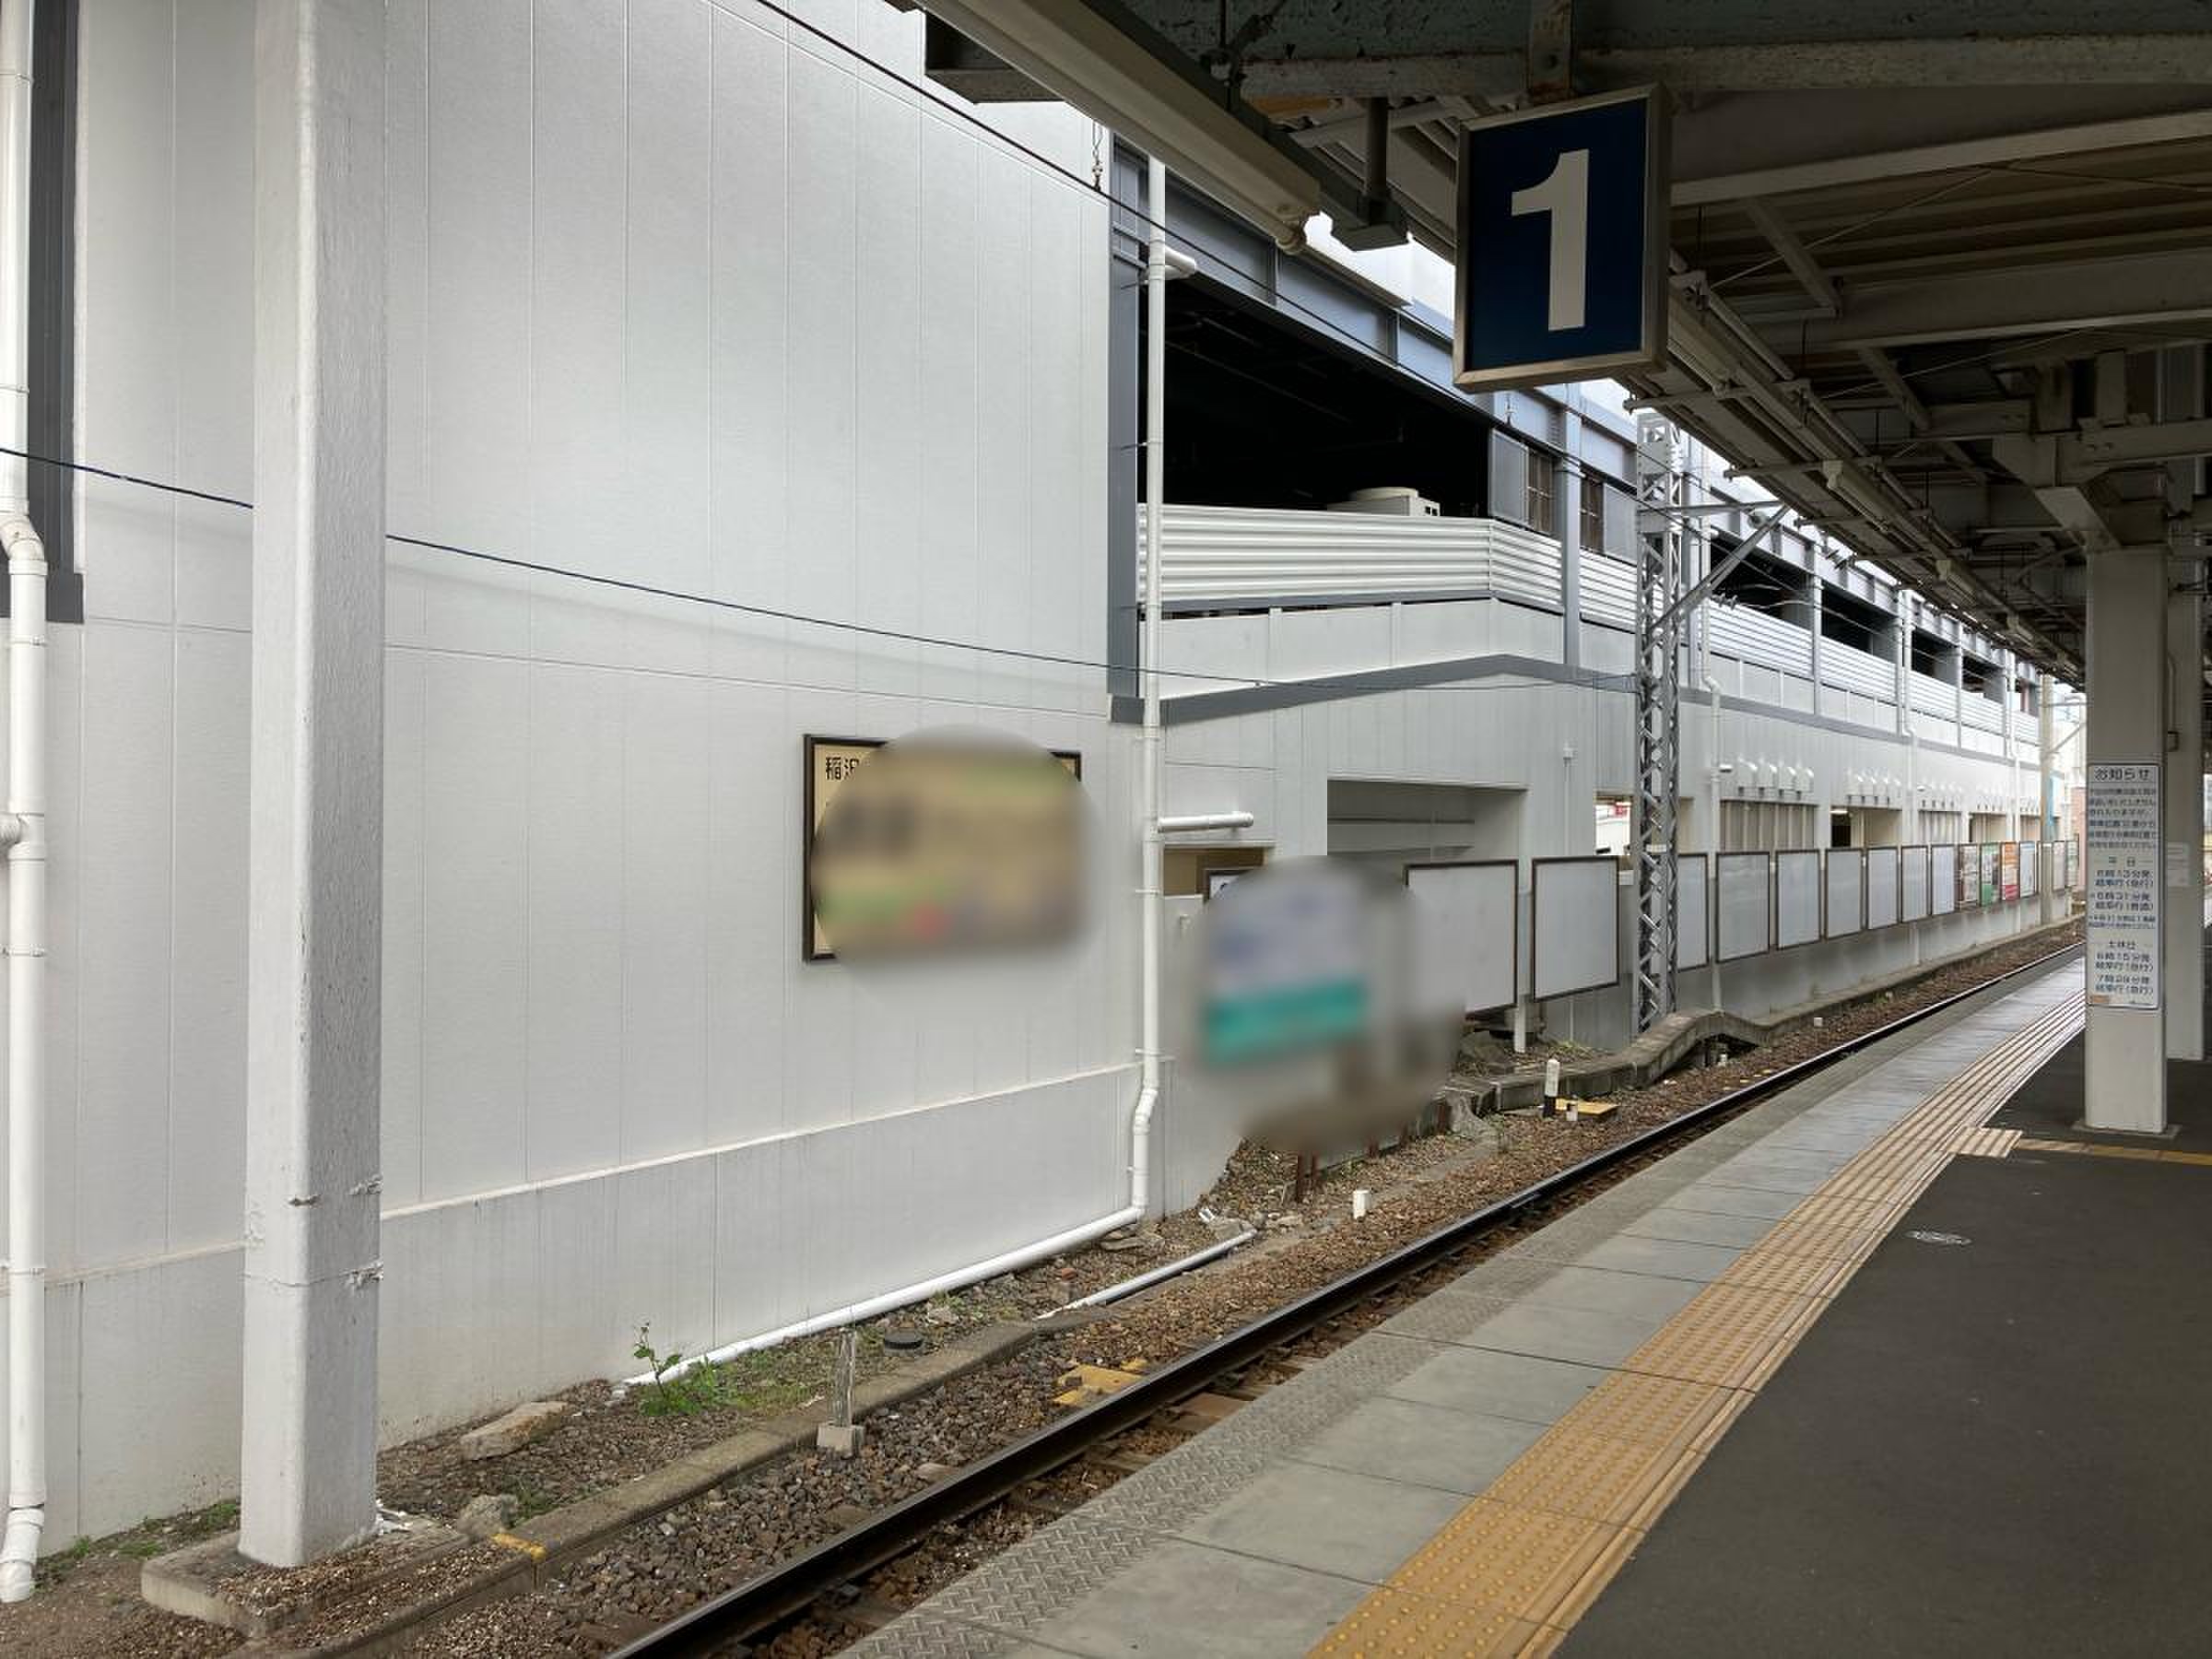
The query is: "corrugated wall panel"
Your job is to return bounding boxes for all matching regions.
[1135,504,1562,610]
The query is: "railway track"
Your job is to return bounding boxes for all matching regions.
[613,938,2083,1659]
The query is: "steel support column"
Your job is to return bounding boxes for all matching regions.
[1633,415,1682,1030]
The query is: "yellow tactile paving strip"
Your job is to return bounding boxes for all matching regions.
[2014,1135,2212,1167]
[1312,992,2085,1659]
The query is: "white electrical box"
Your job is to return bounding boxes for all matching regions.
[1325,486,1440,518]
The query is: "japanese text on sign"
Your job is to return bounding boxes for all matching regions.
[2086,761,2160,1010]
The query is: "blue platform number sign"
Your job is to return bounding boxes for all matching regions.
[1453,88,1669,392]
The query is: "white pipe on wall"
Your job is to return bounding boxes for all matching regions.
[1133,154,1171,1225]
[0,0,45,1603]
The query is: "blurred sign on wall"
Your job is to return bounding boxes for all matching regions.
[806,732,1083,962]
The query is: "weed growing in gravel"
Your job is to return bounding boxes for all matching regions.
[631,1324,735,1417]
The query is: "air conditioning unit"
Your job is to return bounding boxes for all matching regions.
[1327,486,1441,519]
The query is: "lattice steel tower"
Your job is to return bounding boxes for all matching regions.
[1633,416,1684,1030]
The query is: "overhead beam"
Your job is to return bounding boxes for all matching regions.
[1743,199,1841,316]
[1101,18,2212,100]
[1778,246,2212,350]
[1853,346,1930,429]
[1673,104,2212,205]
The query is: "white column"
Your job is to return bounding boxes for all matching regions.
[2163,588,2204,1060]
[2084,547,2167,1135]
[240,0,386,1566]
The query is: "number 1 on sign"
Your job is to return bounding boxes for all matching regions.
[1511,147,1589,333]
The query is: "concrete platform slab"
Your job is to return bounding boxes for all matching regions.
[1653,1182,1805,1221]
[1513,1265,1704,1321]
[1030,1538,1371,1659]
[1567,1233,1745,1282]
[1288,1395,1547,1494]
[1615,1206,1778,1249]
[1170,1462,1465,1582]
[1441,1300,1676,1370]
[1385,1343,1613,1424]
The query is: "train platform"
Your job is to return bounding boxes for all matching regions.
[846,947,2211,1658]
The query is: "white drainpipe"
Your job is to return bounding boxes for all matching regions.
[0,0,48,1604]
[621,153,1183,1391]
[1132,154,1173,1230]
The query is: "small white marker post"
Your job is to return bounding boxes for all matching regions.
[1543,1056,1562,1118]
[817,1328,864,1456]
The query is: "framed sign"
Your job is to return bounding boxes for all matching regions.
[1866,846,1901,930]
[1901,844,1931,923]
[1530,855,1622,999]
[1932,844,1958,915]
[803,735,1081,962]
[2085,762,2160,1009]
[1406,859,1519,1016]
[1824,849,1865,938]
[1775,849,1821,949]
[1715,851,1771,962]
[1676,853,1710,971]
[1453,88,1670,392]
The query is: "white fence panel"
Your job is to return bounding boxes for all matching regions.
[1138,504,1564,611]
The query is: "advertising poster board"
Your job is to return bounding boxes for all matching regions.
[1824,850,1865,937]
[1676,853,1710,971]
[1775,850,1821,948]
[1406,860,1519,1016]
[1866,846,1901,930]
[1716,852,1771,962]
[1531,856,1623,999]
[1932,844,1958,915]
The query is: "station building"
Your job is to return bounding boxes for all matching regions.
[0,0,2074,1551]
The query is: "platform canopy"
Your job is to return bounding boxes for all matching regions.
[922,0,2212,709]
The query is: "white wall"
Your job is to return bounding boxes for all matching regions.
[2,0,1131,1543]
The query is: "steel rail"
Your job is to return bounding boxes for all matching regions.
[616,936,2082,1658]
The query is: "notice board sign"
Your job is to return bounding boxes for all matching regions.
[804,735,1081,961]
[1999,842,2020,902]
[2086,761,2160,1009]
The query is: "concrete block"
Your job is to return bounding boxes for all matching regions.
[816,1421,865,1456]
[140,1515,465,1638]
[457,1399,572,1461]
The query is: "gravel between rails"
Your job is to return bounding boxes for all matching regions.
[392,922,2080,1659]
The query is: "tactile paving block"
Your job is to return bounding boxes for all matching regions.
[1477,1425,1676,1525]
[1620,1283,1815,1389]
[1379,1499,1624,1624]
[1310,1588,1547,1658]
[1954,1126,2021,1159]
[1559,1370,1735,1453]
[1780,1191,1890,1229]
[1717,1247,1853,1299]
[1751,1217,1885,1263]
